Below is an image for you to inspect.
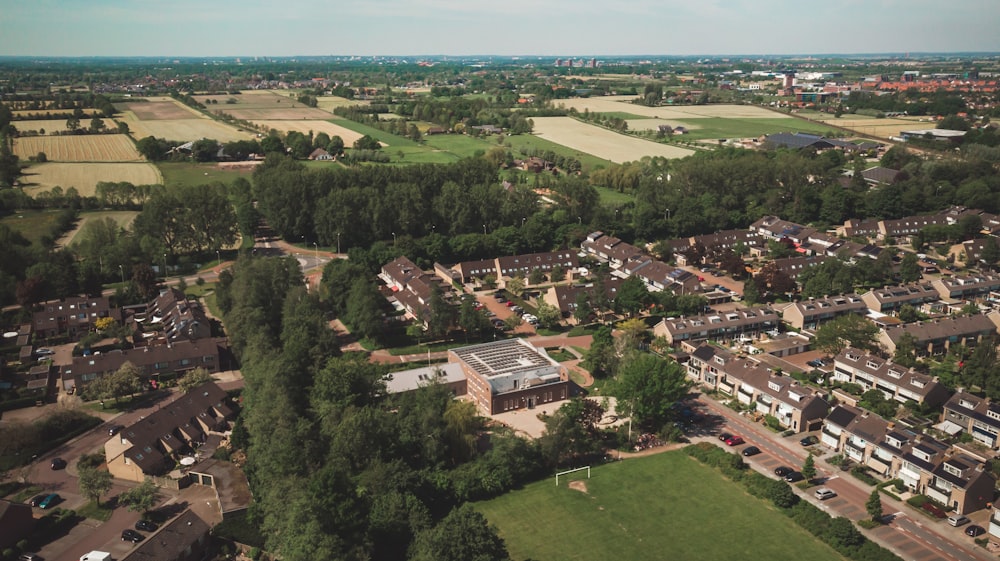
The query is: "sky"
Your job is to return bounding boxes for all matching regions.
[1,0,998,57]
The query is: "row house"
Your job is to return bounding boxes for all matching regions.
[942,391,1000,449]
[680,341,737,389]
[961,237,995,266]
[61,338,227,394]
[877,213,950,242]
[381,256,451,325]
[821,405,995,514]
[832,347,950,407]
[630,260,700,294]
[860,282,940,315]
[769,255,829,281]
[931,274,1000,301]
[782,294,867,330]
[878,313,1000,356]
[652,306,779,345]
[581,232,646,269]
[33,295,120,339]
[688,229,763,257]
[542,277,623,317]
[750,216,814,244]
[496,250,579,279]
[131,288,211,343]
[839,218,881,239]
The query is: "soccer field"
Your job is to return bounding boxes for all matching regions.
[476,450,845,561]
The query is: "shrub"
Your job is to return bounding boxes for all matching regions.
[850,466,878,486]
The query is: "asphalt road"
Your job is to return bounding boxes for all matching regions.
[696,396,995,561]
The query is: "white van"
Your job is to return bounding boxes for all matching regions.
[814,488,836,500]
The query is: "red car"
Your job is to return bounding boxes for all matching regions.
[506,301,515,307]
[725,435,744,446]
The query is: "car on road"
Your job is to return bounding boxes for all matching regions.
[815,488,837,500]
[50,457,67,470]
[108,424,124,436]
[800,435,818,446]
[34,348,54,356]
[783,471,804,483]
[774,466,793,477]
[741,446,761,457]
[948,514,970,527]
[38,493,60,509]
[135,519,158,532]
[122,529,145,543]
[18,554,42,561]
[965,525,986,537]
[725,435,745,446]
[718,432,732,442]
[505,301,515,308]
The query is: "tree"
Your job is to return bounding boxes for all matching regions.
[503,314,522,331]
[535,301,561,330]
[892,332,919,368]
[66,116,80,132]
[410,504,510,561]
[573,291,592,324]
[345,278,386,342]
[89,116,105,134]
[981,237,1000,271]
[616,275,650,317]
[539,397,605,467]
[505,277,525,299]
[899,252,921,283]
[866,489,883,522]
[326,135,345,156]
[119,478,159,516]
[741,276,761,305]
[177,367,214,392]
[78,466,113,506]
[427,284,456,339]
[814,314,879,356]
[353,134,381,151]
[801,453,816,481]
[615,353,692,431]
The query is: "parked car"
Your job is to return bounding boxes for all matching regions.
[108,424,124,436]
[773,466,792,477]
[948,514,970,527]
[18,554,42,561]
[511,306,523,314]
[29,494,48,507]
[135,519,158,532]
[122,529,144,543]
[800,435,818,446]
[505,301,515,308]
[725,435,744,446]
[495,296,506,303]
[965,524,986,537]
[741,446,761,457]
[38,493,60,509]
[718,432,732,442]
[492,319,506,329]
[34,348,54,356]
[50,458,66,470]
[814,488,837,500]
[784,471,804,483]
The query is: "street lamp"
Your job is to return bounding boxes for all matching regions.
[313,242,318,262]
[118,264,124,286]
[336,232,341,254]
[162,253,167,278]
[664,208,671,220]
[392,232,397,245]
[216,250,221,265]
[482,224,487,235]
[521,217,526,227]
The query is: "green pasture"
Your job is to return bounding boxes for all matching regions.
[0,210,62,245]
[671,117,838,141]
[156,162,252,189]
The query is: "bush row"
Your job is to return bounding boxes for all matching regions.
[687,443,901,561]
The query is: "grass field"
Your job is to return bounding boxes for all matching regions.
[531,117,695,163]
[0,210,63,245]
[666,117,838,141]
[329,117,420,148]
[14,119,117,135]
[593,185,635,205]
[316,95,364,112]
[19,162,162,196]
[59,210,140,247]
[476,451,844,561]
[14,135,143,162]
[157,162,253,188]
[421,133,493,158]
[251,119,369,144]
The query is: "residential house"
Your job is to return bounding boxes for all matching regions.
[877,213,950,242]
[186,459,252,522]
[450,258,499,283]
[581,232,647,270]
[630,260,700,294]
[61,338,227,394]
[839,218,881,239]
[860,282,940,315]
[896,436,994,514]
[680,342,738,390]
[542,277,623,318]
[723,358,829,432]
[860,166,902,185]
[768,255,829,281]
[132,288,212,343]
[653,307,780,345]
[449,338,569,415]
[33,295,120,339]
[819,404,863,451]
[381,256,452,326]
[750,216,814,244]
[104,382,233,482]
[832,347,950,406]
[782,294,867,330]
[121,509,212,561]
[308,148,333,160]
[496,250,578,279]
[0,499,35,550]
[942,391,1000,449]
[878,314,1000,356]
[931,274,1000,301]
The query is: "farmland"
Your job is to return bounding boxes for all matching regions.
[636,117,838,141]
[804,112,929,138]
[13,118,116,135]
[196,90,333,120]
[219,107,334,120]
[0,210,64,245]
[476,451,844,561]
[316,95,364,112]
[531,117,695,163]
[116,97,253,142]
[251,120,368,144]
[157,162,254,189]
[118,101,202,120]
[13,135,143,162]
[554,96,796,120]
[19,162,162,197]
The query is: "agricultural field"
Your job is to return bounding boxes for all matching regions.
[13,118,116,135]
[317,95,364,113]
[118,101,202,120]
[18,162,162,197]
[805,113,929,138]
[251,120,368,144]
[118,113,254,143]
[58,210,140,247]
[476,451,844,561]
[13,135,143,162]
[554,96,795,120]
[531,117,694,163]
[502,133,613,172]
[218,107,333,120]
[644,117,837,142]
[0,210,64,245]
[157,162,254,189]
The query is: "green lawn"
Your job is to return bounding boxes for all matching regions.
[670,117,838,141]
[327,117,420,148]
[156,162,252,189]
[0,210,62,245]
[76,500,113,522]
[476,451,845,561]
[593,185,635,206]
[422,133,494,159]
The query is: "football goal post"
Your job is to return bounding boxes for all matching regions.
[555,465,591,486]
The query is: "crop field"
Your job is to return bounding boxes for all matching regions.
[251,120,368,144]
[809,116,926,138]
[118,101,202,120]
[119,113,254,143]
[503,134,613,172]
[19,163,162,197]
[555,97,795,120]
[59,210,140,247]
[476,451,844,561]
[13,119,117,134]
[316,95,364,112]
[644,117,837,141]
[219,107,335,120]
[531,117,694,162]
[194,90,294,108]
[13,135,143,162]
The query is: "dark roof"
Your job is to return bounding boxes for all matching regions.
[122,509,210,561]
[826,405,860,429]
[861,166,901,184]
[764,132,835,150]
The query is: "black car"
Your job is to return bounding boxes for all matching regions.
[774,466,793,477]
[108,424,124,436]
[29,494,48,507]
[741,446,761,457]
[135,519,158,532]
[800,435,818,446]
[965,524,986,537]
[718,432,732,442]
[50,458,66,470]
[784,471,804,483]
[122,529,145,543]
